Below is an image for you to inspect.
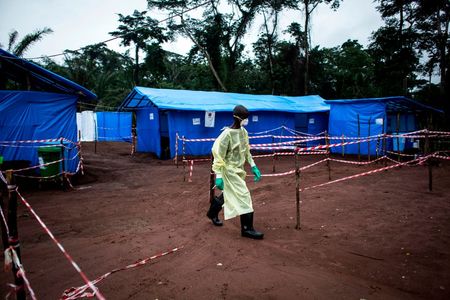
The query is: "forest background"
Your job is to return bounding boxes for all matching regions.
[2,0,449,126]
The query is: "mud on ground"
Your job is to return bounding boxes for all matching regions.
[1,142,449,299]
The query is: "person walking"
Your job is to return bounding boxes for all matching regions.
[206,105,264,239]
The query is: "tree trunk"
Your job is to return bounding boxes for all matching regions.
[182,23,227,92]
[134,46,140,86]
[304,0,310,95]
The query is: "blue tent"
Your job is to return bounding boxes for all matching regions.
[96,112,132,142]
[119,87,329,158]
[325,96,443,155]
[0,49,97,174]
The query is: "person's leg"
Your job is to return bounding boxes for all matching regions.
[240,212,264,239]
[207,193,224,226]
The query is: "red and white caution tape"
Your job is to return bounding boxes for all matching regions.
[249,126,284,135]
[433,154,450,160]
[0,201,9,237]
[301,155,430,191]
[386,151,417,157]
[188,160,194,182]
[61,247,182,300]
[15,189,105,300]
[328,156,387,165]
[299,159,329,171]
[260,169,296,177]
[4,247,37,300]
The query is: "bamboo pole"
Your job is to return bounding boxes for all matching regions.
[209,156,215,203]
[341,134,345,157]
[368,117,371,162]
[60,138,66,189]
[6,171,26,300]
[396,113,401,162]
[383,116,387,167]
[182,135,186,182]
[175,132,179,168]
[295,150,301,230]
[272,136,276,173]
[325,131,331,180]
[357,114,361,162]
[425,130,432,191]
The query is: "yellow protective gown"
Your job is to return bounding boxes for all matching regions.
[212,127,255,220]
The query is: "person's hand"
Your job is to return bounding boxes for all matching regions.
[215,178,224,190]
[251,166,261,182]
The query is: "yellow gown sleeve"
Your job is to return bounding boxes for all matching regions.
[243,128,255,167]
[212,129,230,176]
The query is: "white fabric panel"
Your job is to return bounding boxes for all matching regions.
[76,111,97,141]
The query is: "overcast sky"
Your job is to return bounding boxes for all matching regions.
[0,0,384,61]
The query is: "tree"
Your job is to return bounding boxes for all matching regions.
[3,27,53,57]
[298,0,341,95]
[109,10,168,85]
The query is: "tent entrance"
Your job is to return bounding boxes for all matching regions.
[159,110,171,159]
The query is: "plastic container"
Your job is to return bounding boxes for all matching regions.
[37,146,62,177]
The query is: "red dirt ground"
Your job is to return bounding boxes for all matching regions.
[1,141,450,299]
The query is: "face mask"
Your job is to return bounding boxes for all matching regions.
[241,119,249,126]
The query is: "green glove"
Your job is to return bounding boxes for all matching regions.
[215,178,224,190]
[252,166,261,182]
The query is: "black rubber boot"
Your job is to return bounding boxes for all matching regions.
[207,194,224,226]
[240,212,264,239]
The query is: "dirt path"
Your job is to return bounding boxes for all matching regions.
[1,142,449,299]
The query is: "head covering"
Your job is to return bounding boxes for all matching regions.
[233,105,249,120]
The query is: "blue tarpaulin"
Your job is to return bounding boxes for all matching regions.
[120,87,330,112]
[120,87,329,158]
[96,112,132,142]
[327,101,386,155]
[325,97,441,155]
[0,91,79,173]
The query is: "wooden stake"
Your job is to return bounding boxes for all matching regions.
[6,171,26,300]
[396,113,401,162]
[295,151,301,230]
[272,136,276,173]
[174,132,179,168]
[182,136,186,182]
[357,114,361,162]
[425,130,432,191]
[209,156,215,203]
[325,131,331,180]
[368,117,371,162]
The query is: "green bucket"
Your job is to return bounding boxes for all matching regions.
[37,146,62,177]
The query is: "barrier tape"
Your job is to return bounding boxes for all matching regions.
[301,155,430,191]
[5,247,37,300]
[386,150,417,157]
[0,202,9,237]
[260,169,296,177]
[429,130,450,135]
[0,171,7,184]
[61,247,182,300]
[299,158,329,171]
[188,160,194,182]
[433,154,450,160]
[249,126,284,135]
[329,156,387,165]
[15,189,105,300]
